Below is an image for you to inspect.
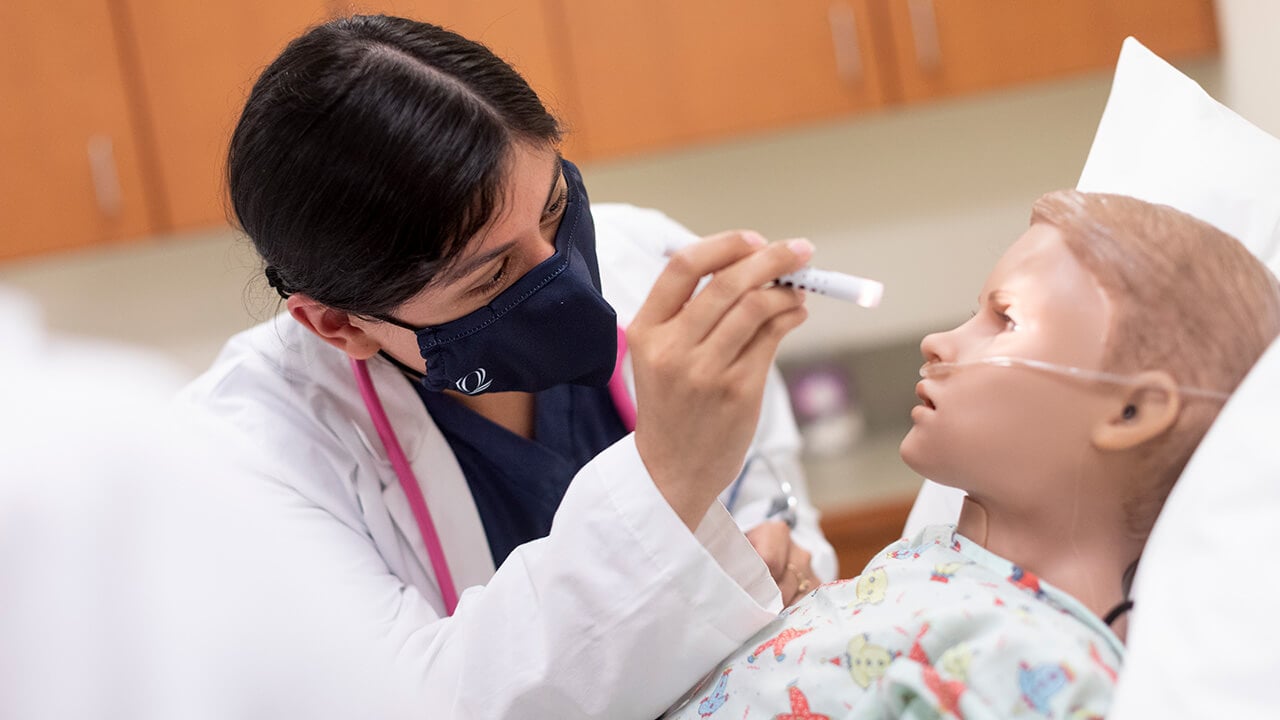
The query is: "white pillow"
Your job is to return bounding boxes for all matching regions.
[1074,38,1280,718]
[908,37,1280,716]
[1110,338,1280,719]
[1078,37,1280,273]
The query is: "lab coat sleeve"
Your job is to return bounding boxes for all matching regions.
[416,434,783,718]
[724,365,839,582]
[223,433,783,719]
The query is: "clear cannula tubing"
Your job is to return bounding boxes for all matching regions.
[919,356,1231,401]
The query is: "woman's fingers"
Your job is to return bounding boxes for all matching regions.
[749,522,818,605]
[631,230,766,328]
[783,548,817,606]
[701,285,806,365]
[724,302,809,386]
[678,238,813,343]
[629,230,813,530]
[745,521,793,581]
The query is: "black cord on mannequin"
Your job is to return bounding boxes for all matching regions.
[1103,558,1140,628]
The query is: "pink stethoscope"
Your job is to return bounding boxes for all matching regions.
[349,325,635,616]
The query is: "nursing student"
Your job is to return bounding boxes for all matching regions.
[181,14,836,718]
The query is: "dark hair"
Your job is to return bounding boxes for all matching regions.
[228,14,562,316]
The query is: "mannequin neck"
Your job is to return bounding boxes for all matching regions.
[956,487,1143,633]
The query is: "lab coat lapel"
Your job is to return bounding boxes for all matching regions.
[367,356,496,594]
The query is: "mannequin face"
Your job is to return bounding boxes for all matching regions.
[900,223,1117,503]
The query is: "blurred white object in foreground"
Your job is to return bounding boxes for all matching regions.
[0,287,409,719]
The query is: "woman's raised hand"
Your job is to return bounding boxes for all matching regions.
[628,232,812,530]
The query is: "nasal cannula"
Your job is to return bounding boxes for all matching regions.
[662,235,884,308]
[921,356,1232,401]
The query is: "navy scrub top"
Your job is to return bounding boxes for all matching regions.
[416,382,629,567]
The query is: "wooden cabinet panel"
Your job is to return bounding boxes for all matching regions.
[819,497,913,579]
[1095,1,1219,60]
[120,1,329,234]
[4,2,1223,258]
[1,0,156,260]
[556,0,887,160]
[884,0,1218,103]
[126,1,569,233]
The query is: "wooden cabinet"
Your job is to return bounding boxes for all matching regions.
[121,0,570,235]
[819,497,914,578]
[883,0,1218,103]
[0,0,157,260]
[556,0,888,159]
[3,1,1219,260]
[120,0,330,233]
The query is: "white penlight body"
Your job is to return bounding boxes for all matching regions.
[662,234,884,308]
[776,267,884,308]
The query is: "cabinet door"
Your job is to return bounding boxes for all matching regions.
[820,498,914,578]
[884,0,1218,103]
[556,0,886,160]
[0,0,156,260]
[121,0,330,233]
[327,1,577,155]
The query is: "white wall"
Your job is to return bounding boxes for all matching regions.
[1218,0,1280,137]
[0,55,1227,375]
[582,60,1220,359]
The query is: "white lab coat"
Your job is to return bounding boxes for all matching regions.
[179,203,836,718]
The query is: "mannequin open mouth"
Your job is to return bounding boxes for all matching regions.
[914,382,936,410]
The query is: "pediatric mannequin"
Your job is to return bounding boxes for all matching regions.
[662,190,1280,719]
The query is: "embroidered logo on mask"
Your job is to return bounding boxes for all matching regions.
[455,368,492,395]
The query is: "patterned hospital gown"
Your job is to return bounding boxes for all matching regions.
[663,525,1124,719]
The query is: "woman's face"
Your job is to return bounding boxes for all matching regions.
[361,143,570,370]
[899,223,1115,500]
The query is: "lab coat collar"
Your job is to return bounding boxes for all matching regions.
[360,353,498,591]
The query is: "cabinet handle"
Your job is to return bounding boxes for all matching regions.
[87,135,123,219]
[907,0,942,71]
[828,2,864,86]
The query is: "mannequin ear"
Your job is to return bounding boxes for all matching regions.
[286,294,381,360]
[1092,370,1181,451]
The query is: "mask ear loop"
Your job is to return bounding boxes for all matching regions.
[921,356,1232,401]
[369,313,429,381]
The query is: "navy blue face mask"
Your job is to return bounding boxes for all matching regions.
[381,159,618,395]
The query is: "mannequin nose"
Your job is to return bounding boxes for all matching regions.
[920,330,949,365]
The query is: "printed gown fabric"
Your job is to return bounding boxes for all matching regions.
[663,525,1124,719]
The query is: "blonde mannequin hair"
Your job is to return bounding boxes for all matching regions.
[1031,190,1280,536]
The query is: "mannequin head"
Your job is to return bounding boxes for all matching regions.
[902,191,1280,544]
[1033,191,1280,533]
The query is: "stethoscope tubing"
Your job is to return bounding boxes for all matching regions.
[352,325,638,617]
[351,356,462,616]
